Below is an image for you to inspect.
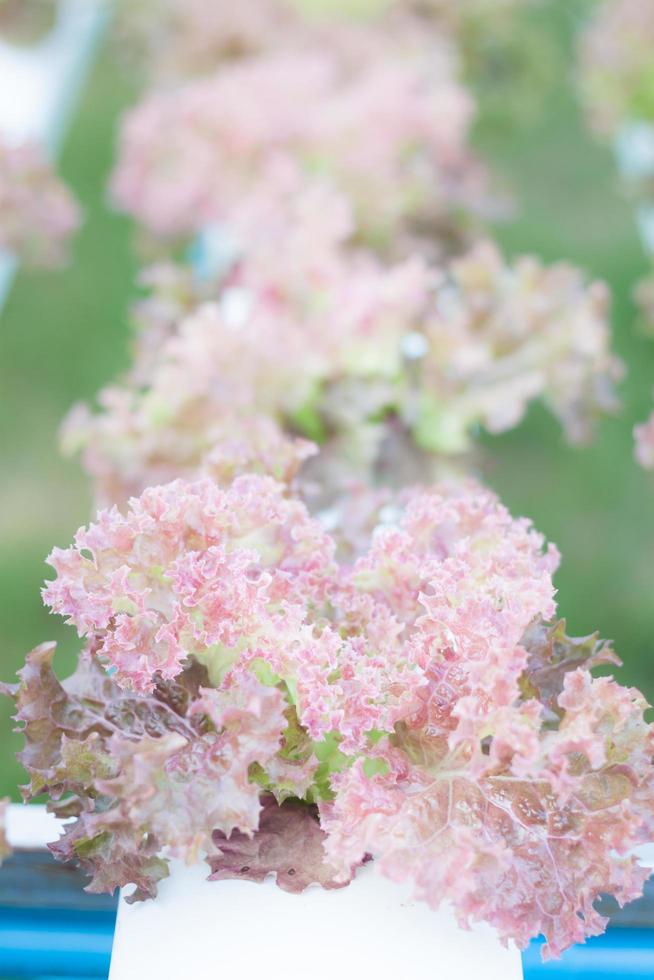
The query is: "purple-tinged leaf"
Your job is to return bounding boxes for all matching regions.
[520,618,620,718]
[210,795,360,893]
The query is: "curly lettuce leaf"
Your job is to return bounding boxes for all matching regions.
[321,670,654,959]
[520,618,620,719]
[49,807,170,903]
[0,642,201,802]
[210,794,361,893]
[1,643,290,899]
[251,705,319,803]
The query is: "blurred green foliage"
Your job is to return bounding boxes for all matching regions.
[0,0,652,798]
[476,0,654,707]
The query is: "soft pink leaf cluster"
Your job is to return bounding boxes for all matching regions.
[96,676,288,861]
[63,237,620,506]
[34,474,654,954]
[321,667,654,958]
[114,0,294,82]
[43,476,334,692]
[113,0,530,88]
[42,476,556,733]
[61,202,431,504]
[578,0,654,137]
[110,26,481,245]
[0,139,81,267]
[418,241,622,451]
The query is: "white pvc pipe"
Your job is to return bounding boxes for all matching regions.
[5,803,63,850]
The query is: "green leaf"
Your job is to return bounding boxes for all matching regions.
[363,757,390,778]
[288,399,326,443]
[413,393,470,454]
[251,659,282,687]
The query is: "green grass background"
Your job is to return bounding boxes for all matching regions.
[0,1,652,798]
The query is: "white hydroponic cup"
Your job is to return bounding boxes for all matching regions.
[108,860,523,980]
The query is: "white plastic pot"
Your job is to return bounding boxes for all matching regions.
[109,859,523,980]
